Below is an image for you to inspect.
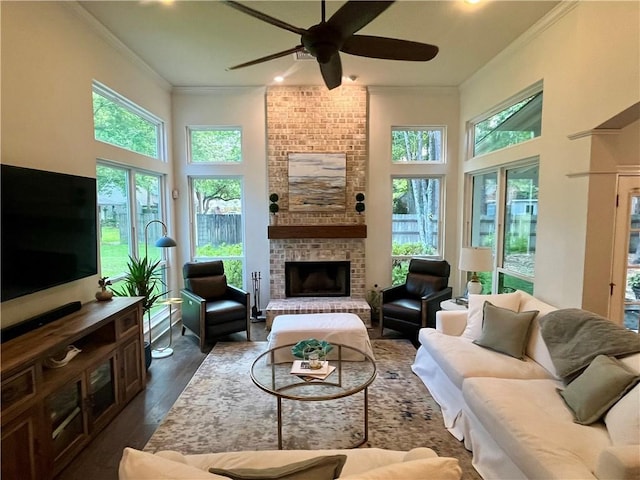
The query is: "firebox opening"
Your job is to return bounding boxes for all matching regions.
[285,261,350,298]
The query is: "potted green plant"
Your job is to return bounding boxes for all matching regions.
[111,255,168,368]
[95,276,113,301]
[366,284,381,324]
[630,272,640,299]
[269,193,279,225]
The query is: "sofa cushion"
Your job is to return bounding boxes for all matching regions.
[421,329,551,389]
[605,384,640,445]
[119,447,229,479]
[463,378,611,478]
[339,457,461,480]
[473,301,538,359]
[209,455,346,480]
[461,292,521,341]
[166,448,429,478]
[596,445,640,480]
[519,291,559,378]
[559,355,640,425]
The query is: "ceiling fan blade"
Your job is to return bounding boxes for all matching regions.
[223,1,306,36]
[341,35,439,61]
[227,46,305,70]
[319,53,343,90]
[327,1,395,38]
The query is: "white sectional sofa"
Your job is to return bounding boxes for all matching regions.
[119,446,462,479]
[411,290,640,480]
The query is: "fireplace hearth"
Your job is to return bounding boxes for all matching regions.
[285,261,350,298]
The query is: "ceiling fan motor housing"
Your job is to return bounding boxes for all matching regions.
[302,24,342,64]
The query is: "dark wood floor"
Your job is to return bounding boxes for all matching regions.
[55,322,254,480]
[55,318,393,479]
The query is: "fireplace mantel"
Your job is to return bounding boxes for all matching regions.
[268,224,367,239]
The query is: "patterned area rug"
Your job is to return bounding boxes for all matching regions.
[144,340,480,479]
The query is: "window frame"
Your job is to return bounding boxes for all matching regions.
[187,175,246,288]
[390,175,445,285]
[187,126,243,164]
[465,158,539,294]
[390,126,446,164]
[466,81,543,159]
[92,81,166,161]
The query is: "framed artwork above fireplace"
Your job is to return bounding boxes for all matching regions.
[288,152,346,212]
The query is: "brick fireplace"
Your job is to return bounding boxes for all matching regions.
[265,85,370,328]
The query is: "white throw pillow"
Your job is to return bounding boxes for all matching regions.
[604,384,640,445]
[461,292,521,341]
[338,457,461,480]
[119,448,228,480]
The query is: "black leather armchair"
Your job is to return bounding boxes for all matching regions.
[380,258,452,340]
[181,261,250,352]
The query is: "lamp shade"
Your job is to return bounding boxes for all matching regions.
[459,247,493,273]
[155,235,177,248]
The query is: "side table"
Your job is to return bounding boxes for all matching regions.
[440,299,468,311]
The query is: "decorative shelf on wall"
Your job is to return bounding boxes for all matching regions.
[268,225,367,239]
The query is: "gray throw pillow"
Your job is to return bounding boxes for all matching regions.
[472,301,538,360]
[559,354,640,425]
[209,455,347,480]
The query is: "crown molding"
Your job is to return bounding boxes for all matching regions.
[567,129,622,141]
[462,2,578,89]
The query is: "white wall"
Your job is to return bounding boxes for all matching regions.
[367,87,460,292]
[459,1,640,309]
[171,88,269,295]
[1,2,172,327]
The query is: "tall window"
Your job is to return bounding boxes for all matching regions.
[93,82,169,324]
[471,86,543,157]
[391,177,442,284]
[190,177,244,288]
[390,126,445,285]
[92,82,164,160]
[470,172,498,292]
[188,127,242,163]
[391,127,445,163]
[97,165,166,272]
[469,162,538,294]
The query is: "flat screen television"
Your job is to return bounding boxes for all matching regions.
[1,164,98,302]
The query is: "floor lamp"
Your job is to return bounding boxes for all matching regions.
[144,219,177,359]
[459,247,493,295]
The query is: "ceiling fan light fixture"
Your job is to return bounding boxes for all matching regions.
[294,50,315,61]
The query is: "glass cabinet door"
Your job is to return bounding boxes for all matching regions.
[88,356,117,429]
[46,379,86,461]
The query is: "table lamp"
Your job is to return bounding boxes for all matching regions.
[459,247,493,295]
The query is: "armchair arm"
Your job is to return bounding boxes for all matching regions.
[180,289,206,342]
[381,284,408,304]
[225,285,249,305]
[420,287,453,328]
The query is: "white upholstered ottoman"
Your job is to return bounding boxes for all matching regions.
[267,312,375,363]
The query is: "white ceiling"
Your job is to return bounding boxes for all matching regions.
[78,0,559,89]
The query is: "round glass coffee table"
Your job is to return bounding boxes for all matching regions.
[251,343,377,449]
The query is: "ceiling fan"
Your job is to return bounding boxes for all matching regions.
[223,0,439,90]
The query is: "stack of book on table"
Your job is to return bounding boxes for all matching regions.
[290,360,336,381]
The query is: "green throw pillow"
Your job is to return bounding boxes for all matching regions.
[209,455,347,480]
[472,301,538,360]
[559,354,640,425]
